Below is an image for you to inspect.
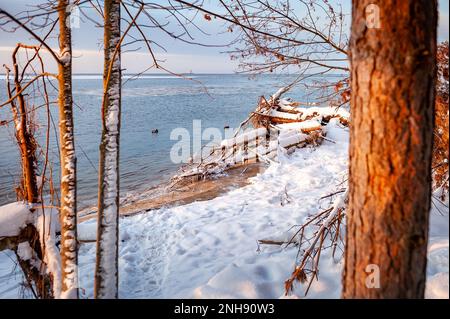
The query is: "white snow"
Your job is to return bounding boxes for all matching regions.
[0,202,32,238]
[0,249,25,298]
[270,110,301,120]
[0,119,447,299]
[75,119,350,298]
[59,48,71,66]
[78,219,97,242]
[221,128,268,148]
[0,202,65,298]
[34,207,63,298]
[425,195,449,299]
[268,106,350,123]
[17,242,33,261]
[270,87,288,102]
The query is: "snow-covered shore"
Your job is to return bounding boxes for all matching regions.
[0,120,448,298]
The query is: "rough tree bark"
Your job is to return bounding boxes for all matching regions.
[8,50,39,204]
[57,0,79,299]
[4,51,53,299]
[6,53,39,204]
[343,1,437,298]
[94,0,121,299]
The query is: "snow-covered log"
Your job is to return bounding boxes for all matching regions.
[170,87,350,189]
[0,202,63,298]
[0,202,33,239]
[170,123,324,188]
[221,128,269,148]
[257,107,350,126]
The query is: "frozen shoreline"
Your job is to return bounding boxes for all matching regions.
[0,120,448,299]
[78,162,265,222]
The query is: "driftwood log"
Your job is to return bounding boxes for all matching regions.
[169,86,349,189]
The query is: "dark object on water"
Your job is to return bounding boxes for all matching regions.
[152,129,159,134]
[224,125,230,129]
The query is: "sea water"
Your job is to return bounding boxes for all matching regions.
[0,73,338,208]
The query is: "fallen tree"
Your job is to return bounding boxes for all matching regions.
[169,87,349,190]
[0,203,61,298]
[261,42,449,295]
[0,41,62,299]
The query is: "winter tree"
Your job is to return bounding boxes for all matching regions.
[342,0,437,298]
[94,0,122,299]
[172,0,351,106]
[4,51,39,205]
[0,0,79,298]
[1,46,52,299]
[57,0,79,299]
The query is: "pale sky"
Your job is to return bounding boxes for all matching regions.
[0,0,448,74]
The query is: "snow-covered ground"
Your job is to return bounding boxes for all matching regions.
[0,120,448,298]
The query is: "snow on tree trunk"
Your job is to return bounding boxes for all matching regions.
[94,0,121,299]
[35,207,63,298]
[343,0,437,298]
[57,0,79,299]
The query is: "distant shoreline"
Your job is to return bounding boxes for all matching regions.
[0,73,349,77]
[78,163,265,222]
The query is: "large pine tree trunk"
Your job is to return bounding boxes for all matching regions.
[343,1,437,298]
[94,0,121,299]
[57,0,79,299]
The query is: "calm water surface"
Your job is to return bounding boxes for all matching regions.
[0,74,333,208]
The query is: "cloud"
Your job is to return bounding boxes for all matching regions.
[0,47,238,74]
[439,10,449,41]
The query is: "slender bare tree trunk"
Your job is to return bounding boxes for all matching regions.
[95,0,121,299]
[343,0,437,298]
[6,56,38,204]
[57,0,78,299]
[4,64,51,298]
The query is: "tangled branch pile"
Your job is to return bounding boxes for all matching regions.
[283,190,348,295]
[169,87,350,189]
[168,85,352,296]
[263,42,450,297]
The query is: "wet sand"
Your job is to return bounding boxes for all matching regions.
[79,163,265,222]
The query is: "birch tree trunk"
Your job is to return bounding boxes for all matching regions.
[57,0,79,299]
[343,0,437,298]
[94,0,121,299]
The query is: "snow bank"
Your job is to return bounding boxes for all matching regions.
[78,219,97,242]
[0,202,63,298]
[425,194,449,299]
[72,120,350,299]
[0,202,32,238]
[0,119,447,299]
[0,250,25,298]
